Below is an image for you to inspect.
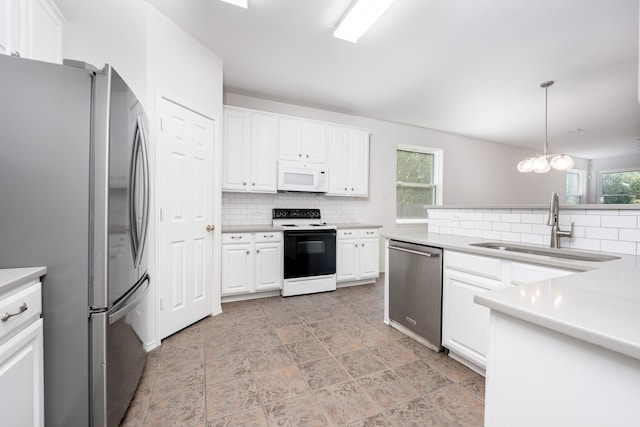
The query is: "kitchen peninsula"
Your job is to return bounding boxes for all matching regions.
[383,230,640,426]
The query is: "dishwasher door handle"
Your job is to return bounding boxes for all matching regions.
[389,245,440,258]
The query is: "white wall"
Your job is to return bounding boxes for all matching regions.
[58,0,224,348]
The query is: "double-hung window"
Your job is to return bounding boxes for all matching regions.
[396,145,443,224]
[599,168,640,204]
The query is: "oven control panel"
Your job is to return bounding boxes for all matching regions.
[272,209,321,219]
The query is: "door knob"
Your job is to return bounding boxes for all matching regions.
[206,225,215,232]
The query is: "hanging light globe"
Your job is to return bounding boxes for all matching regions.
[532,155,551,173]
[517,158,534,173]
[550,153,575,171]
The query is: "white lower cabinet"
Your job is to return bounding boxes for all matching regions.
[337,228,380,283]
[0,274,44,427]
[222,232,282,295]
[443,250,577,372]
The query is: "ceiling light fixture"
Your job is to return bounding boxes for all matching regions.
[220,0,247,8]
[334,0,396,44]
[517,81,575,174]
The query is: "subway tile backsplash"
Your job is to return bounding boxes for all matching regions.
[428,208,640,256]
[222,192,363,226]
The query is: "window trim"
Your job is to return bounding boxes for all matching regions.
[597,167,640,204]
[565,169,586,204]
[395,144,443,225]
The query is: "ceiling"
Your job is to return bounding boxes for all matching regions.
[146,0,640,160]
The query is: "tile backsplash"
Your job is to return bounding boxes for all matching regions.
[427,208,640,256]
[222,192,363,226]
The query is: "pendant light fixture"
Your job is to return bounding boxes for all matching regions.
[517,81,574,173]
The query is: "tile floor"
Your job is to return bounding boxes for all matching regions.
[121,277,485,426]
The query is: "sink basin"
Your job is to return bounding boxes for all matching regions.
[469,242,620,262]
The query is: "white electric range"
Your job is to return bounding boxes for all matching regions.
[272,209,337,296]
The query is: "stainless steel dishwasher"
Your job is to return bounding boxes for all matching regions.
[388,240,443,352]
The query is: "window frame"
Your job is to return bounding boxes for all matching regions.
[565,169,586,205]
[395,144,443,225]
[597,167,640,204]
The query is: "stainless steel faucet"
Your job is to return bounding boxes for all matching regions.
[547,192,573,248]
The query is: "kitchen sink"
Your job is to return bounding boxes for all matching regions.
[469,242,620,262]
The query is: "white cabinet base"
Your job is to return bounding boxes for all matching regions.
[485,311,640,427]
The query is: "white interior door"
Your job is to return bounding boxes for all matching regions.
[159,98,215,340]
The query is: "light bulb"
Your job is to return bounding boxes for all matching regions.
[550,154,575,171]
[517,159,534,173]
[532,156,551,173]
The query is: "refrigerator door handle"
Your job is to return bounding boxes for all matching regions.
[108,273,150,325]
[136,116,150,268]
[128,121,141,265]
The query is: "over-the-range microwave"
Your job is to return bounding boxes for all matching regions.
[277,160,328,193]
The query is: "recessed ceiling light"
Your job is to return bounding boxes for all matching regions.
[334,0,396,44]
[220,0,247,8]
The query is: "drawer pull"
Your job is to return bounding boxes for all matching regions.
[263,234,274,238]
[344,232,352,235]
[1,302,28,322]
[366,231,374,234]
[231,236,242,240]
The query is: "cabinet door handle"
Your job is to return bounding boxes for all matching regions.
[246,250,250,255]
[344,187,347,191]
[252,182,255,186]
[306,154,309,158]
[354,244,358,247]
[298,153,302,157]
[243,182,246,186]
[256,249,260,253]
[263,234,274,238]
[361,244,365,247]
[1,302,28,322]
[231,236,242,240]
[344,232,352,235]
[366,232,374,234]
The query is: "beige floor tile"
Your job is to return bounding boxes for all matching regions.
[384,397,455,426]
[274,323,315,344]
[369,339,420,368]
[126,279,486,427]
[245,345,293,372]
[427,384,484,427]
[205,375,261,420]
[145,387,206,427]
[152,361,205,398]
[297,356,351,390]
[253,365,310,404]
[394,359,452,395]
[318,330,364,355]
[314,381,382,425]
[356,370,420,408]
[336,349,387,379]
[159,343,205,370]
[285,338,331,364]
[241,330,282,351]
[264,393,328,427]
[204,353,251,385]
[207,406,268,427]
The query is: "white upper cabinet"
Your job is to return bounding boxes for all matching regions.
[223,105,370,197]
[278,117,327,163]
[327,126,370,197]
[0,0,65,63]
[222,107,277,193]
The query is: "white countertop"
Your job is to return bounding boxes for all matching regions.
[383,230,640,361]
[223,223,382,233]
[0,267,47,294]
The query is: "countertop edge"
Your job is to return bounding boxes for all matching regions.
[0,267,47,294]
[474,292,640,361]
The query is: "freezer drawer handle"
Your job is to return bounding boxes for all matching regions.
[389,245,440,258]
[1,302,28,322]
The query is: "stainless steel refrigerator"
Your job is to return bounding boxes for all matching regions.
[0,55,150,427]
